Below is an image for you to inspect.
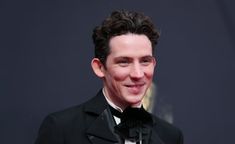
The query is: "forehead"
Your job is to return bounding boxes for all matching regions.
[108,34,153,57]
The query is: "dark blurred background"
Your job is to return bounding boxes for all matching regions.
[1,0,234,144]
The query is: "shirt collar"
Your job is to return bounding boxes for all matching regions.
[102,88,142,113]
[102,88,124,112]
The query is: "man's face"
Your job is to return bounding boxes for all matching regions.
[103,33,156,109]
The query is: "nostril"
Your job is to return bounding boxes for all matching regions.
[130,73,144,80]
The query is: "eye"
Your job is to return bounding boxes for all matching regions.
[140,56,154,66]
[116,58,131,67]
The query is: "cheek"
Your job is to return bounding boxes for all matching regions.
[144,67,155,79]
[109,68,130,81]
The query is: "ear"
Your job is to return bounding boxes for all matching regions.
[91,58,105,78]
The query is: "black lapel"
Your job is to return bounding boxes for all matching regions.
[84,90,121,144]
[147,118,165,144]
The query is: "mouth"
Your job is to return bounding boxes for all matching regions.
[125,83,145,88]
[124,83,146,94]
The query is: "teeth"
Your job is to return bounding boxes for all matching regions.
[127,84,144,87]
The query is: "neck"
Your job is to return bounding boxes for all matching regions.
[102,87,142,111]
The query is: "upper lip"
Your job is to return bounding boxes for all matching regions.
[125,83,145,87]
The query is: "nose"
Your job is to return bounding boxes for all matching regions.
[129,63,144,79]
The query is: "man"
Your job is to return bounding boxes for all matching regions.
[35,10,183,144]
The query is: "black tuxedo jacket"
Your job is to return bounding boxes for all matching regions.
[35,90,183,144]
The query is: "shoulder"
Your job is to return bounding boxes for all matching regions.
[40,102,87,133]
[35,90,108,144]
[42,90,107,128]
[152,115,184,144]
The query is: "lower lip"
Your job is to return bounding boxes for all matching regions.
[126,85,144,94]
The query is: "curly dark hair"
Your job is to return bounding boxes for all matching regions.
[92,10,160,66]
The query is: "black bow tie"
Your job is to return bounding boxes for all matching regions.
[113,106,153,143]
[109,105,123,118]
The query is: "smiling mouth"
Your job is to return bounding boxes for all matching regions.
[125,83,145,88]
[125,84,145,94]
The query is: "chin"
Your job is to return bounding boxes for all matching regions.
[126,95,144,105]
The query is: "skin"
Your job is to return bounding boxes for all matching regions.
[91,33,156,110]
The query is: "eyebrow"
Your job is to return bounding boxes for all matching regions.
[115,54,153,57]
[113,55,154,60]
